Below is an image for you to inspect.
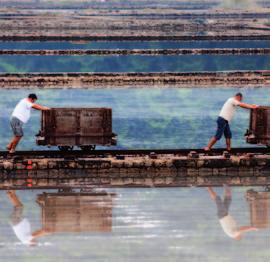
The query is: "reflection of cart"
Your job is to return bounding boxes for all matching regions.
[36,191,115,233]
[246,189,270,228]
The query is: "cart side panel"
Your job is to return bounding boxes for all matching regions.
[39,108,116,147]
[247,107,270,145]
[79,108,112,136]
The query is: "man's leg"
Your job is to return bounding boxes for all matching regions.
[7,191,24,227]
[205,118,225,151]
[9,117,24,153]
[205,137,218,151]
[7,136,21,151]
[207,187,228,219]
[207,187,217,200]
[7,190,23,207]
[6,141,12,150]
[223,184,232,212]
[224,123,232,151]
[7,119,14,150]
[9,136,22,153]
[225,138,231,151]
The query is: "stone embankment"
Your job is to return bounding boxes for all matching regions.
[0,153,269,189]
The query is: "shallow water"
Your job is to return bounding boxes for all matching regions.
[1,41,270,73]
[1,40,270,50]
[0,187,269,261]
[0,25,270,262]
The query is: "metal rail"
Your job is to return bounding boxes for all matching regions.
[0,147,269,158]
[1,48,270,56]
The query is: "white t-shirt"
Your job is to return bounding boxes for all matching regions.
[219,215,239,238]
[219,97,241,122]
[12,98,34,123]
[12,218,33,245]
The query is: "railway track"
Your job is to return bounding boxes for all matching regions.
[1,70,270,88]
[0,147,269,158]
[1,48,270,56]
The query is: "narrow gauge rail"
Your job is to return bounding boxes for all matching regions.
[1,48,270,56]
[0,147,269,158]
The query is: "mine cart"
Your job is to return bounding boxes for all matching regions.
[36,192,115,233]
[245,107,270,146]
[246,189,270,228]
[36,108,117,151]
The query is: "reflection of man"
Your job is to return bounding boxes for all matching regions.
[7,190,48,246]
[207,186,258,240]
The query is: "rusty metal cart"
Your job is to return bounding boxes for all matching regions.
[246,107,270,147]
[36,108,117,151]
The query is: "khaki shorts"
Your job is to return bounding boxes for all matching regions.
[10,206,23,225]
[10,117,24,137]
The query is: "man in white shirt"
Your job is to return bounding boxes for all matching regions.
[7,94,49,153]
[204,93,259,151]
[207,186,258,240]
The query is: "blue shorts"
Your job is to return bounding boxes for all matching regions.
[214,116,232,140]
[215,195,232,219]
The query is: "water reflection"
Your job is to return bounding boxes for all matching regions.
[1,187,270,260]
[6,189,115,246]
[207,186,258,241]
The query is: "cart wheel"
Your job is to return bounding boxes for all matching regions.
[80,145,96,151]
[58,146,74,151]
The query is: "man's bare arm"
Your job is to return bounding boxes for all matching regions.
[238,226,258,234]
[32,104,50,111]
[32,229,51,239]
[239,103,259,109]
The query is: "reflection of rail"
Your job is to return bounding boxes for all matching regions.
[2,48,270,56]
[0,147,269,158]
[1,71,270,88]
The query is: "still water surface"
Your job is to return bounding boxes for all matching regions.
[0,187,268,261]
[1,41,270,73]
